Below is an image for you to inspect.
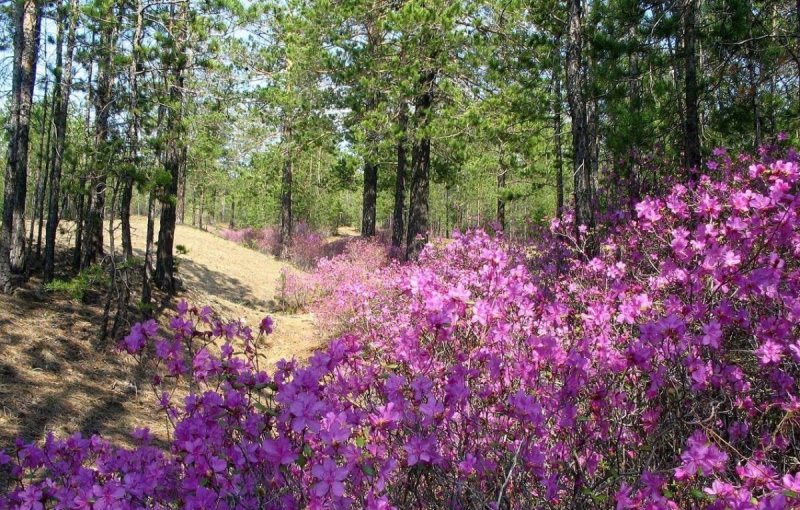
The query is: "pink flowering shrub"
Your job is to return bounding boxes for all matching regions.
[286,222,327,270]
[273,238,393,324]
[218,227,250,245]
[219,226,280,255]
[3,148,800,509]
[275,267,317,313]
[220,222,325,269]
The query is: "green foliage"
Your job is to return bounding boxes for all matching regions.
[44,265,108,302]
[19,0,797,263]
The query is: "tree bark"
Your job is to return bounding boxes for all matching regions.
[626,15,641,214]
[1,0,41,291]
[361,161,378,237]
[746,15,760,150]
[44,0,78,281]
[154,2,187,293]
[141,190,155,306]
[107,179,119,257]
[554,44,564,218]
[121,0,143,261]
[566,0,593,237]
[27,63,50,263]
[496,160,506,232]
[391,106,408,249]
[82,9,118,269]
[683,0,701,175]
[176,147,187,224]
[74,34,96,272]
[279,119,293,253]
[0,0,41,292]
[405,72,434,260]
[155,148,179,293]
[72,175,86,271]
[198,189,204,230]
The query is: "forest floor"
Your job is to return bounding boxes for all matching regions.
[0,217,350,450]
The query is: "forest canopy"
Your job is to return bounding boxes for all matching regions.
[2,0,799,293]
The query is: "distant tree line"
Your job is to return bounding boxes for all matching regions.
[0,0,798,294]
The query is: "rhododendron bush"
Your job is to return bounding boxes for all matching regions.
[275,238,393,325]
[3,149,800,509]
[220,222,327,269]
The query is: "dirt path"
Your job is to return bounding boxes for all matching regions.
[124,216,320,365]
[0,217,324,449]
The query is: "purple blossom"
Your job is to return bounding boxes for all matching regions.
[675,431,728,479]
[311,459,348,498]
[404,435,437,466]
[4,149,800,510]
[755,340,784,365]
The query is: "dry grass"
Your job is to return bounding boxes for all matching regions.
[0,216,323,450]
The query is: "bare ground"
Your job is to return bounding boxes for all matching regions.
[0,216,329,450]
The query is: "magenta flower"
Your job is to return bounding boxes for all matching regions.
[261,437,296,465]
[782,472,800,493]
[755,340,784,365]
[675,431,728,479]
[700,320,722,349]
[311,459,348,498]
[17,486,44,510]
[288,392,324,433]
[91,483,125,510]
[260,316,274,334]
[192,348,220,381]
[404,435,436,466]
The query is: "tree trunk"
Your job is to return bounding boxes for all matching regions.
[121,0,143,261]
[154,2,188,293]
[44,0,78,281]
[405,72,434,260]
[554,51,564,218]
[391,107,408,249]
[141,190,155,306]
[626,15,641,214]
[72,175,86,271]
[683,0,701,175]
[566,0,593,238]
[155,154,179,292]
[746,15,760,150]
[496,161,506,232]
[1,0,41,291]
[82,10,117,269]
[28,66,50,262]
[444,184,450,238]
[107,179,119,257]
[587,92,600,194]
[279,119,293,253]
[198,189,204,230]
[120,177,133,260]
[210,190,216,225]
[154,98,183,292]
[176,147,186,224]
[361,160,378,237]
[35,112,53,259]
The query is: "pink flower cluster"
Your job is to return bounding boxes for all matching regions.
[273,237,392,321]
[3,148,800,509]
[219,222,326,269]
[219,226,280,254]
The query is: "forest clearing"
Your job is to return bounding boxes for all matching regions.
[2,0,800,508]
[0,216,320,450]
